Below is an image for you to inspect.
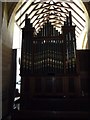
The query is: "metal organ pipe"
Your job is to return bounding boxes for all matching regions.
[20,12,77,76]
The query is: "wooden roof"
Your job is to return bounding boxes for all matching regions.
[15,0,86,38]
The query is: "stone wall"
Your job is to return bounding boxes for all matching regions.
[2,3,15,118]
[0,2,2,120]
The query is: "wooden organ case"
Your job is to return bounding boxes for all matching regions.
[20,12,80,109]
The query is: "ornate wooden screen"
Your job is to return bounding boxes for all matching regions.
[20,12,76,76]
[33,21,64,75]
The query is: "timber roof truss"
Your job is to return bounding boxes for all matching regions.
[15,0,86,39]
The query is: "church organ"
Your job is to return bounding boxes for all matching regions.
[21,12,76,75]
[20,12,81,109]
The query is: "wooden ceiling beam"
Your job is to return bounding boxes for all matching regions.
[35,8,67,16]
[72,15,84,28]
[35,16,63,31]
[33,15,43,23]
[28,3,46,23]
[53,1,68,15]
[52,3,67,22]
[75,25,82,32]
[34,13,57,30]
[16,0,85,38]
[19,3,42,26]
[32,4,50,12]
[66,3,85,22]
[30,4,46,26]
[75,29,80,35]
[18,1,67,27]
[30,1,44,6]
[53,3,70,9]
[60,2,85,28]
[51,21,63,25]
[35,2,65,31]
[52,3,65,27]
[33,13,64,29]
[16,2,27,14]
[35,22,45,32]
[62,4,84,30]
[60,3,82,32]
[28,4,44,21]
[16,2,38,22]
[34,15,48,29]
[73,1,84,13]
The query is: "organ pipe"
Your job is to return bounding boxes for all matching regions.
[20,11,77,76]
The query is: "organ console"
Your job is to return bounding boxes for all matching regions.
[20,12,80,109]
